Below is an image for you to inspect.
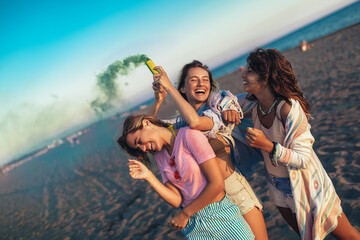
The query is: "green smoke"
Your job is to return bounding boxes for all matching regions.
[90,54,149,115]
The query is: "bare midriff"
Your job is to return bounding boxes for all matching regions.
[208,134,235,180]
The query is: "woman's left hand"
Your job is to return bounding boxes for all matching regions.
[169,210,190,231]
[152,81,168,103]
[128,159,152,180]
[153,66,174,91]
[246,127,274,153]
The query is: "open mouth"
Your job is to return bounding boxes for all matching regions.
[144,143,152,152]
[148,142,156,153]
[195,89,206,94]
[149,142,153,151]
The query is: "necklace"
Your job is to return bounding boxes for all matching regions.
[259,99,278,116]
[168,125,176,138]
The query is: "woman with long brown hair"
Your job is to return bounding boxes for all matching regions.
[240,48,359,239]
[117,114,254,239]
[150,60,268,239]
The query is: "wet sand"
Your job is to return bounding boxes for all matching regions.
[0,23,359,239]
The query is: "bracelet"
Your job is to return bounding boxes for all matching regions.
[269,142,279,167]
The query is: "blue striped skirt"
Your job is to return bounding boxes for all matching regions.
[181,195,254,240]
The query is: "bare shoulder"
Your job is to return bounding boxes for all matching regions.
[280,101,292,126]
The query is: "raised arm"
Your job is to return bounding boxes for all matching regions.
[128,159,182,207]
[153,66,214,131]
[148,82,168,116]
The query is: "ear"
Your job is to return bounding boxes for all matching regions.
[180,87,186,94]
[262,79,269,87]
[142,119,150,127]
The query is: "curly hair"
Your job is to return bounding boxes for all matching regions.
[117,114,169,165]
[177,60,218,101]
[246,48,311,118]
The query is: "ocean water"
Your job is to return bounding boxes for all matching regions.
[212,1,360,79]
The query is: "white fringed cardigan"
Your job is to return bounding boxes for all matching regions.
[237,94,342,240]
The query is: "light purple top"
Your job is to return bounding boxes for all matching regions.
[155,127,216,207]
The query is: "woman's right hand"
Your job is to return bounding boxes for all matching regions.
[222,110,241,126]
[152,81,168,103]
[128,159,151,180]
[153,66,174,91]
[169,210,190,231]
[245,127,273,153]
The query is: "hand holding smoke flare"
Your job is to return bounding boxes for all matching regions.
[90,54,155,115]
[145,59,160,74]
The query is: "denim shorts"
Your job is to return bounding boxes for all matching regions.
[266,172,296,213]
[266,172,292,194]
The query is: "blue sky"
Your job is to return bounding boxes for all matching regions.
[0,0,356,165]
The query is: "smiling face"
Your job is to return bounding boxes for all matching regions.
[126,121,163,153]
[241,66,266,94]
[180,67,211,109]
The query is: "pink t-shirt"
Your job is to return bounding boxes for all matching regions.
[155,127,216,207]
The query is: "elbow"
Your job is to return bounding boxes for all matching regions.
[296,148,312,169]
[206,178,225,196]
[300,156,311,169]
[172,199,182,208]
[212,180,225,194]
[188,119,202,130]
[289,154,311,169]
[170,194,183,208]
[219,181,225,191]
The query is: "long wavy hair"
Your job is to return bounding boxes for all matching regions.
[177,60,218,101]
[246,48,311,118]
[117,114,169,165]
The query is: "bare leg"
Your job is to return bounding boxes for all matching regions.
[331,213,360,240]
[277,206,300,236]
[243,207,269,240]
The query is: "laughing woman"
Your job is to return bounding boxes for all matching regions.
[150,61,268,239]
[117,114,254,240]
[239,48,360,240]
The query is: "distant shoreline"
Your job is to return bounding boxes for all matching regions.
[215,21,360,88]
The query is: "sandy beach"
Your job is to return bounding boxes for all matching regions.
[0,23,359,240]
